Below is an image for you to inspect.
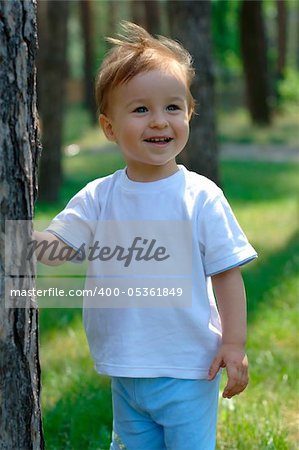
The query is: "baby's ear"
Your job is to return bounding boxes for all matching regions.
[99,114,116,142]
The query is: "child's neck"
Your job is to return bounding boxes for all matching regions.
[126,161,180,182]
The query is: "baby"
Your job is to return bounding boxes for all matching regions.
[35,22,257,450]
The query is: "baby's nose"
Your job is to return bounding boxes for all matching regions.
[149,113,169,128]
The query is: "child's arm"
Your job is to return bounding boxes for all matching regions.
[208,267,249,399]
[33,230,76,266]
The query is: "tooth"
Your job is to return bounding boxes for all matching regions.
[146,138,170,142]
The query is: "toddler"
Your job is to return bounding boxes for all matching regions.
[35,22,257,450]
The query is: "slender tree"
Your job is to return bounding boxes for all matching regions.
[37,0,69,202]
[130,0,147,28]
[277,0,287,80]
[273,0,287,105]
[0,1,44,448]
[240,0,271,125]
[107,0,120,38]
[80,0,97,122]
[144,1,161,35]
[130,0,161,35]
[167,0,219,184]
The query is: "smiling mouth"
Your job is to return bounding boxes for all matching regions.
[144,137,173,143]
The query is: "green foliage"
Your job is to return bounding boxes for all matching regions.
[278,68,299,110]
[211,0,242,77]
[63,103,93,144]
[68,2,83,79]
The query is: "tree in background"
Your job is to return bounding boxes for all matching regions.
[275,0,287,105]
[130,0,147,29]
[144,0,162,35]
[80,0,98,122]
[130,0,161,35]
[0,1,44,448]
[107,0,120,39]
[276,0,287,81]
[211,0,243,110]
[211,0,240,76]
[167,0,219,185]
[240,0,271,125]
[37,0,69,202]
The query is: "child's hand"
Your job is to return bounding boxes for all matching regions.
[31,230,76,266]
[208,343,249,399]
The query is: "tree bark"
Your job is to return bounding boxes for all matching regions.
[37,0,69,202]
[240,0,271,125]
[106,0,120,38]
[130,0,147,29]
[144,1,161,35]
[277,0,287,78]
[167,0,219,185]
[80,0,97,122]
[130,0,161,35]
[0,1,44,448]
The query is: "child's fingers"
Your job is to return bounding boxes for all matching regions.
[208,353,224,380]
[223,364,248,398]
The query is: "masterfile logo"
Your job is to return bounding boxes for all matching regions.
[27,236,171,267]
[5,220,193,308]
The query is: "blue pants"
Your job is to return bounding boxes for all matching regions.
[110,375,221,450]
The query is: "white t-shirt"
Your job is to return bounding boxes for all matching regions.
[47,165,257,379]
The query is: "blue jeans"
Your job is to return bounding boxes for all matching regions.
[110,375,221,450]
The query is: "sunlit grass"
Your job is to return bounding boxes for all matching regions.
[37,148,299,449]
[218,107,299,147]
[218,268,298,450]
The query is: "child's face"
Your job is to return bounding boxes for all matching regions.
[100,65,190,180]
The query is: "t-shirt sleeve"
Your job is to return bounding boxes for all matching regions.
[45,185,97,260]
[198,193,257,276]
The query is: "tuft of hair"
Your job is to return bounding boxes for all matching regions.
[95,21,195,116]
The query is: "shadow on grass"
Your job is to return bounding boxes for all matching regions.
[243,229,299,321]
[221,160,299,204]
[39,308,82,337]
[43,374,112,450]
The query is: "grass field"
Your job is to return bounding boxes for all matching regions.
[35,142,299,449]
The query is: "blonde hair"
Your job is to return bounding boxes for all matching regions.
[95,21,195,116]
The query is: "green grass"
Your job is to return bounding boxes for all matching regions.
[218,107,299,147]
[36,145,299,449]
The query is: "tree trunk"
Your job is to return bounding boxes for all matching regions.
[130,0,161,35]
[144,1,161,35]
[240,0,271,125]
[37,0,69,202]
[0,1,44,449]
[130,0,147,28]
[273,0,287,105]
[106,0,120,38]
[167,0,219,185]
[277,0,287,78]
[80,0,97,122]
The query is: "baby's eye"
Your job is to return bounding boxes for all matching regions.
[166,104,180,111]
[133,106,148,113]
